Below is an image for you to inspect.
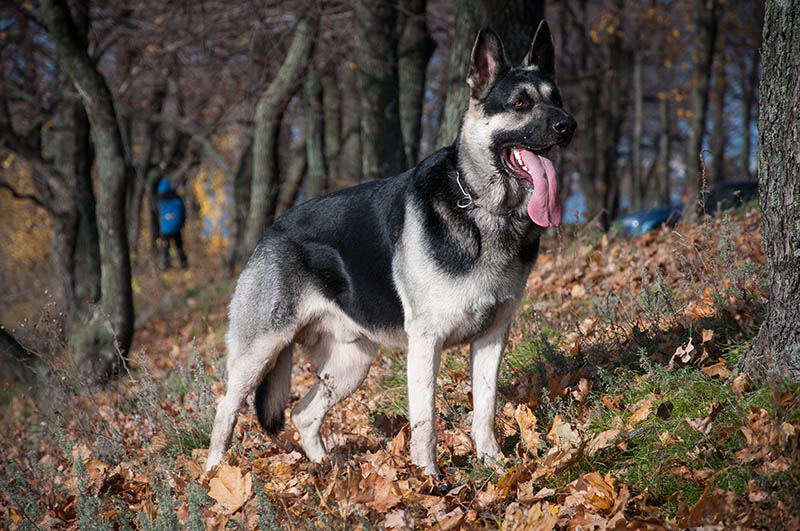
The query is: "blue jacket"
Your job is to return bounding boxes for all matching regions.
[157,180,186,236]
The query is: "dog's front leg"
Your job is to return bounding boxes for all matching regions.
[469,325,509,462]
[406,334,443,475]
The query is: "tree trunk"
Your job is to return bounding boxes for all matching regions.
[304,69,326,199]
[683,0,719,223]
[355,0,405,181]
[42,0,134,380]
[397,0,434,167]
[338,62,362,186]
[240,15,315,262]
[658,95,672,206]
[736,0,800,383]
[710,34,727,187]
[128,83,166,253]
[434,0,545,149]
[631,50,644,211]
[739,47,759,181]
[276,137,307,218]
[322,70,341,183]
[0,330,56,414]
[225,139,252,272]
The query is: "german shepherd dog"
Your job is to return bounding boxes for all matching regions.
[206,21,576,475]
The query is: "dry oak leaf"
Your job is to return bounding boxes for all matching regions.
[628,396,654,426]
[668,338,696,369]
[515,404,543,451]
[559,472,630,530]
[700,360,731,379]
[586,429,621,457]
[685,402,724,435]
[503,502,559,531]
[367,475,402,512]
[383,509,413,530]
[207,464,253,515]
[546,414,581,447]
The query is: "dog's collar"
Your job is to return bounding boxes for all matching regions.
[454,169,517,217]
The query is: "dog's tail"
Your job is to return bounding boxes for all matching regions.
[255,344,294,434]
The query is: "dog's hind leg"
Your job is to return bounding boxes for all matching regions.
[206,333,288,471]
[291,337,377,462]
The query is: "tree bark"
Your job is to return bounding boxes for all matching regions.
[658,94,672,206]
[322,70,341,183]
[736,0,800,383]
[338,61,362,187]
[631,50,644,211]
[128,83,167,253]
[0,329,55,414]
[240,15,315,261]
[434,0,545,149]
[683,0,720,223]
[710,34,727,186]
[225,139,253,272]
[42,0,134,380]
[276,137,307,218]
[739,47,759,181]
[355,0,405,181]
[397,0,434,167]
[304,69,326,199]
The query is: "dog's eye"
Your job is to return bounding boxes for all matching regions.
[514,99,527,109]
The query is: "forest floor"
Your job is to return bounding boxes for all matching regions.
[1,203,799,530]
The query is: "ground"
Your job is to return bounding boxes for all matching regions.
[1,205,798,530]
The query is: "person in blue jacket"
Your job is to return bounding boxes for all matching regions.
[157,178,188,269]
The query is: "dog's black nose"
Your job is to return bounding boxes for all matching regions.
[552,116,577,136]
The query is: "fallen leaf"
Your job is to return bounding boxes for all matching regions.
[656,401,674,420]
[685,402,724,435]
[732,373,752,397]
[390,423,409,455]
[700,360,731,379]
[571,284,587,299]
[586,429,620,457]
[367,475,401,512]
[669,338,696,368]
[546,415,581,447]
[383,509,412,529]
[629,396,654,425]
[207,464,253,514]
[515,404,542,451]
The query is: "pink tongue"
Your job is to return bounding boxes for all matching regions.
[518,149,563,227]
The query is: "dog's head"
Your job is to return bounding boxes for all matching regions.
[459,21,576,227]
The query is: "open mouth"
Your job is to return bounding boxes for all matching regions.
[499,145,563,227]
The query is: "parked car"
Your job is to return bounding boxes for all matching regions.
[614,180,758,236]
[703,180,759,214]
[614,204,683,236]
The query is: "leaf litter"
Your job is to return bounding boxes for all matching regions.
[1,208,799,529]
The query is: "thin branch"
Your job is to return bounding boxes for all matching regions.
[121,106,236,179]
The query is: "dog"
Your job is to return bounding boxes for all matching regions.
[206,21,576,476]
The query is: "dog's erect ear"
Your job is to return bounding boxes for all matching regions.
[467,28,510,100]
[523,20,555,78]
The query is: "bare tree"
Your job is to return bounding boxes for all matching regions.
[683,0,720,222]
[240,14,316,262]
[42,0,135,379]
